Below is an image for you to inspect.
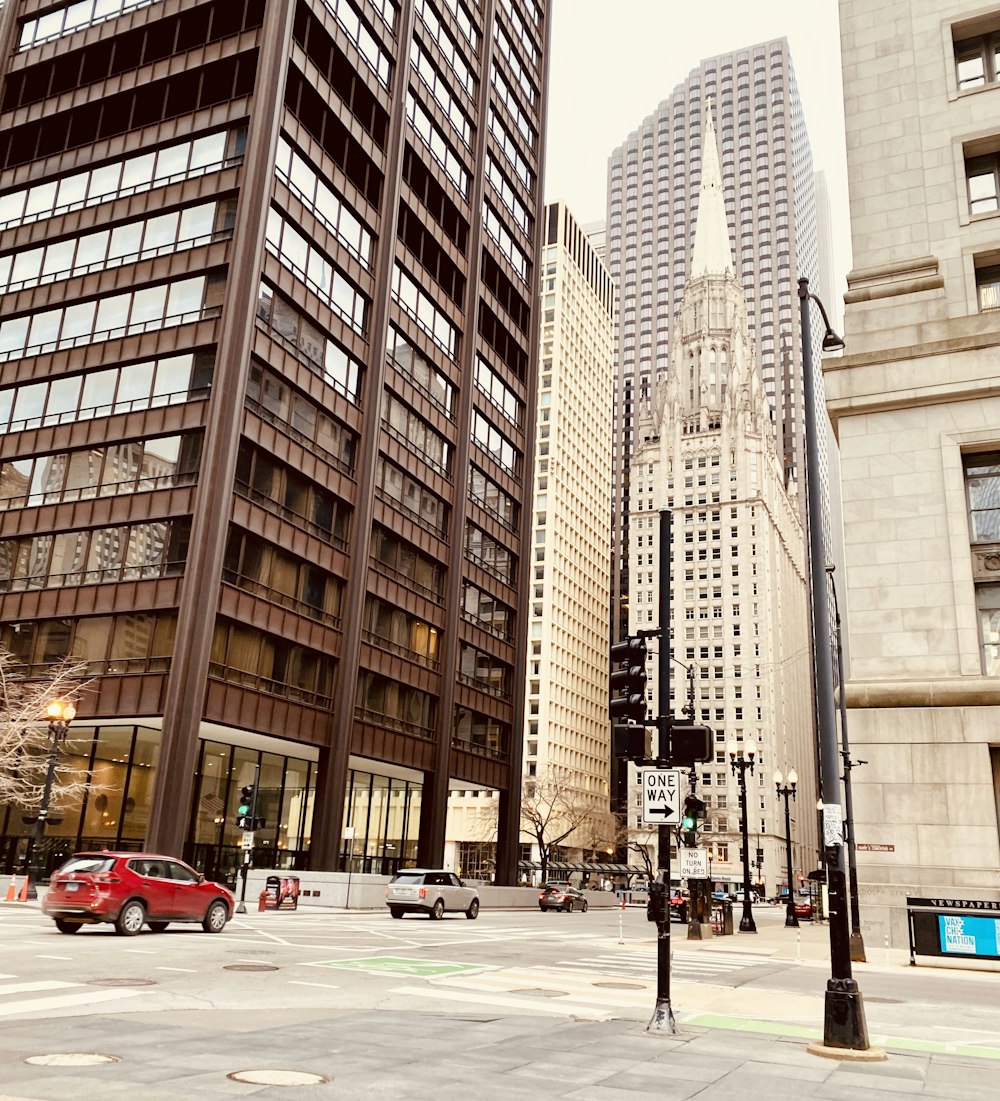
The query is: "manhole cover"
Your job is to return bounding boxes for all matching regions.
[25,1054,120,1067]
[228,1070,329,1086]
[592,981,645,990]
[87,978,156,987]
[510,987,567,998]
[224,963,280,972]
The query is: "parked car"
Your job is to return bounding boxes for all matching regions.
[385,869,479,919]
[730,890,759,904]
[794,899,813,919]
[539,885,588,912]
[41,852,234,936]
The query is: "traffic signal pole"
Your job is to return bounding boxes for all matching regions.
[648,509,674,1034]
[235,764,260,915]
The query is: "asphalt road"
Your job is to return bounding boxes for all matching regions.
[2,900,999,1044]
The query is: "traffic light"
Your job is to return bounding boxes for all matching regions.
[609,637,648,724]
[236,784,255,829]
[680,792,706,847]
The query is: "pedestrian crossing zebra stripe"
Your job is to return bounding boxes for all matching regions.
[0,985,142,1018]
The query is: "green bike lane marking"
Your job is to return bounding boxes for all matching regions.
[683,1014,1000,1060]
[307,956,489,978]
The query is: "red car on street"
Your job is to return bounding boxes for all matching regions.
[41,851,234,936]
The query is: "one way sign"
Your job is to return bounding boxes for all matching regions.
[640,768,686,826]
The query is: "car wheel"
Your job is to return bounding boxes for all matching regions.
[54,919,82,934]
[430,898,445,920]
[389,906,404,919]
[465,898,479,920]
[147,922,169,933]
[539,905,546,912]
[581,901,588,913]
[202,899,229,933]
[115,899,146,936]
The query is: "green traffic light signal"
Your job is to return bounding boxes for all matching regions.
[682,813,696,830]
[237,784,255,819]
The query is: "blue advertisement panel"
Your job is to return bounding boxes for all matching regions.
[937,914,1000,959]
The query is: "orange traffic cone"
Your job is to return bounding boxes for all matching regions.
[17,875,29,902]
[4,874,15,902]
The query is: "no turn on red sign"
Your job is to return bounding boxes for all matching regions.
[640,767,686,826]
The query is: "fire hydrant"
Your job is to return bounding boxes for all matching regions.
[258,890,268,912]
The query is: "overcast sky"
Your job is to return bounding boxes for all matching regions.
[542,0,851,298]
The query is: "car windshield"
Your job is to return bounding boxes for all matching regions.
[58,855,115,875]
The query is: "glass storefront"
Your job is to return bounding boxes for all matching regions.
[0,724,421,886]
[342,767,420,875]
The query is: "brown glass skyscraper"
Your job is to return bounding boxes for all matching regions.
[0,0,549,885]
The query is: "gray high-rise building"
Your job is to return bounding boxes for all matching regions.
[606,39,818,639]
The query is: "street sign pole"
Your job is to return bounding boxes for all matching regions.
[649,508,674,1035]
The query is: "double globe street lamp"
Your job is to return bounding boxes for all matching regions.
[774,768,799,928]
[727,739,756,933]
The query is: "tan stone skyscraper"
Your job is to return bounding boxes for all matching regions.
[447,203,615,878]
[627,106,815,895]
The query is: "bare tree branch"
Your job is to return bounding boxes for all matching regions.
[0,650,94,811]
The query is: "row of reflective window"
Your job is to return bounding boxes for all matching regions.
[0,201,234,296]
[0,129,242,231]
[0,274,222,362]
[18,0,156,51]
[0,518,190,592]
[0,352,211,436]
[0,434,201,512]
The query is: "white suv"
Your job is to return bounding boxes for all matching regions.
[385,869,480,920]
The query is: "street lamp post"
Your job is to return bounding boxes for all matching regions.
[798,276,872,1053]
[726,739,756,933]
[826,563,867,963]
[774,768,799,928]
[26,700,76,897]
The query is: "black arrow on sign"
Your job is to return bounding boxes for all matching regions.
[646,805,677,820]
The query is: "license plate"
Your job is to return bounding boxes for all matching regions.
[65,882,79,892]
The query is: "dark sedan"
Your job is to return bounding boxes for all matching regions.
[538,885,589,912]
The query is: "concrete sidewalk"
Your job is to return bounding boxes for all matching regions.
[1,1003,997,1100]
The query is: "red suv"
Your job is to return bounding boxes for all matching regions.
[41,852,234,936]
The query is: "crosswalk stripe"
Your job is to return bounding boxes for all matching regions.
[0,981,78,995]
[0,987,142,1017]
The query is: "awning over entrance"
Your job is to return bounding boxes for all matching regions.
[517,860,644,875]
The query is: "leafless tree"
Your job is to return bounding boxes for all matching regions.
[0,649,92,812]
[520,767,604,884]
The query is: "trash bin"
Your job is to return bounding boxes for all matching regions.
[711,899,734,935]
[264,874,300,911]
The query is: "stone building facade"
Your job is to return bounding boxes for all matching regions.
[833,0,1000,946]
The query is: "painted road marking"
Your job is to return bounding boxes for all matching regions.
[307,956,489,978]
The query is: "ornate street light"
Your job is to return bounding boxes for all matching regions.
[727,738,756,933]
[26,700,76,894]
[774,768,799,928]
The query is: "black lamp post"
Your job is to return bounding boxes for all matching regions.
[726,739,756,933]
[774,768,799,928]
[26,700,76,896]
[798,276,872,1052]
[825,563,867,962]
